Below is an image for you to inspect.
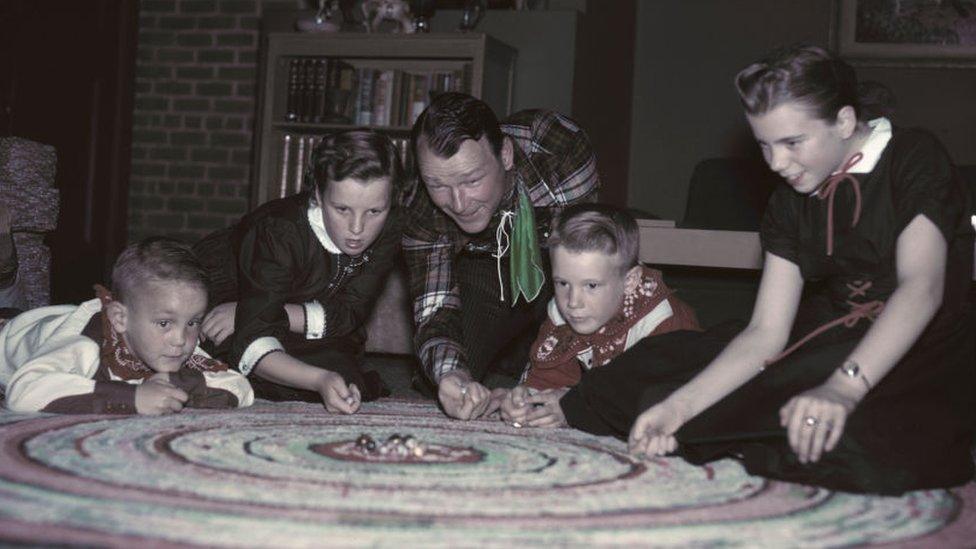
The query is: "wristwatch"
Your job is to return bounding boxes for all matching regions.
[839,359,872,391]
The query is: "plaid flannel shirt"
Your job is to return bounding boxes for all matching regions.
[402,109,600,384]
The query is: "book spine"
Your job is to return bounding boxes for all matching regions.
[294,133,308,195]
[357,68,374,126]
[371,70,393,127]
[313,58,328,123]
[278,133,292,199]
[285,59,300,122]
[300,58,316,122]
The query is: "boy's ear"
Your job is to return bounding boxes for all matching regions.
[624,265,642,294]
[105,301,129,334]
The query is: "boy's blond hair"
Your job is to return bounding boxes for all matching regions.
[547,203,639,272]
[111,237,208,303]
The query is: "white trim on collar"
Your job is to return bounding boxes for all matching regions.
[848,117,892,174]
[307,202,341,254]
[548,297,566,326]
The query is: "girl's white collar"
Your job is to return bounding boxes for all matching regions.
[307,201,341,254]
[847,117,892,174]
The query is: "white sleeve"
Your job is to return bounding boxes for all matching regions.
[623,300,674,351]
[202,369,255,408]
[5,336,102,412]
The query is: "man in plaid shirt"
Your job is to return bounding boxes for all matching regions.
[404,93,599,419]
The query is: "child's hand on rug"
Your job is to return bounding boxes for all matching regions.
[628,398,689,458]
[318,371,361,414]
[522,388,569,428]
[136,379,189,415]
[202,302,237,345]
[500,386,530,425]
[438,370,491,420]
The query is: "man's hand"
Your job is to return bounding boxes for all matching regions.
[628,397,691,458]
[202,302,237,345]
[135,379,188,415]
[438,370,490,420]
[317,370,361,414]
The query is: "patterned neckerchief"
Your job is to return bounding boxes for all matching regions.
[93,285,228,381]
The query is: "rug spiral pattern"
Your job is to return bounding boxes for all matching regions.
[0,400,972,547]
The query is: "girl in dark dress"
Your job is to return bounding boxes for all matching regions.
[559,45,975,494]
[195,129,403,413]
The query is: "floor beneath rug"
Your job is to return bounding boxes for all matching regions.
[0,395,974,547]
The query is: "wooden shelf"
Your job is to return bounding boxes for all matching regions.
[251,25,517,208]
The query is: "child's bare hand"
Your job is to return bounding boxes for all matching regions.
[628,398,689,458]
[202,302,237,345]
[500,385,531,425]
[317,370,360,414]
[523,388,569,428]
[135,379,188,415]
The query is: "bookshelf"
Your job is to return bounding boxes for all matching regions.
[252,30,518,208]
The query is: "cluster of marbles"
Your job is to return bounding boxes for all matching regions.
[355,433,426,458]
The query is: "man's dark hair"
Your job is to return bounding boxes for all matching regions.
[411,92,504,159]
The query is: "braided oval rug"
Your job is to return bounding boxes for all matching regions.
[0,399,973,547]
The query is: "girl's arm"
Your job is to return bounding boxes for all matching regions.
[829,214,945,395]
[669,252,805,418]
[252,351,360,414]
[629,252,804,456]
[781,213,947,463]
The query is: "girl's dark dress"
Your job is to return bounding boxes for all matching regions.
[561,124,975,495]
[195,191,400,401]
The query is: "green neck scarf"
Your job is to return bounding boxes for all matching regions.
[497,189,545,305]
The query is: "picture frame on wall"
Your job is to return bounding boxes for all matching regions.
[835,0,976,66]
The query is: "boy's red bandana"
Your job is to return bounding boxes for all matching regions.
[94,285,228,380]
[524,267,700,390]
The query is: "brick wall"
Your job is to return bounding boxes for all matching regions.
[129,0,303,242]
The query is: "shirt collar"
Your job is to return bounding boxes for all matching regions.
[307,201,341,254]
[848,117,892,174]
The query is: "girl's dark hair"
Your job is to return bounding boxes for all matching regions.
[111,237,208,304]
[411,92,505,159]
[307,129,403,201]
[735,45,862,122]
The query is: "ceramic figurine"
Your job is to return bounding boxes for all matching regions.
[362,0,415,33]
[295,0,342,32]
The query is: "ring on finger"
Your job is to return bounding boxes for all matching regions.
[459,384,469,397]
[803,415,820,428]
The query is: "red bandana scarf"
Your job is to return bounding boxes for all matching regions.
[94,285,228,381]
[525,267,701,390]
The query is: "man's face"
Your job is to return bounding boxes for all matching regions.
[319,176,392,257]
[416,136,513,234]
[550,246,640,336]
[110,280,207,373]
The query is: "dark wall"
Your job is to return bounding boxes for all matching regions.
[629,0,976,221]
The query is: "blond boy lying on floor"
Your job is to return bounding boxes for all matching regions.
[499,204,699,428]
[0,238,253,414]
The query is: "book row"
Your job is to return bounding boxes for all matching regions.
[284,57,467,128]
[273,133,413,200]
